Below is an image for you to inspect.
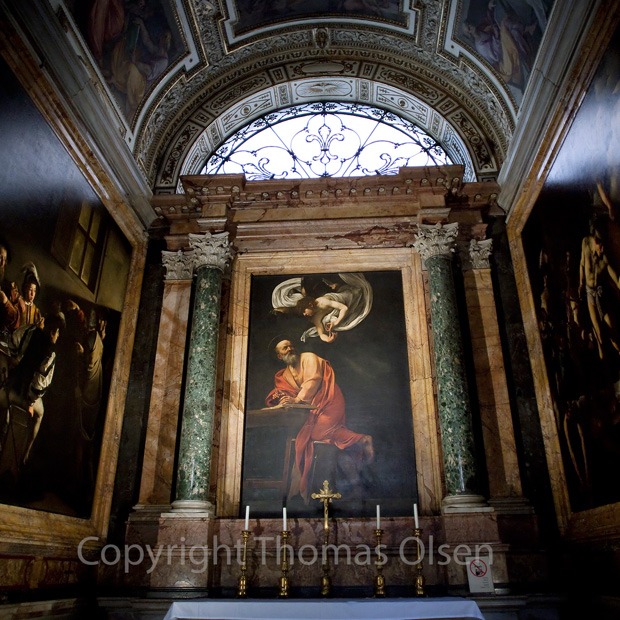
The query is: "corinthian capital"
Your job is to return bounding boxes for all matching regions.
[189,232,235,272]
[469,238,493,269]
[162,249,196,281]
[412,222,459,264]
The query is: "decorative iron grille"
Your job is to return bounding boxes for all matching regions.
[201,102,454,180]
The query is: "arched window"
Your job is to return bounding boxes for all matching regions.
[201,102,454,180]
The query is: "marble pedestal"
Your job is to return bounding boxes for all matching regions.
[121,510,547,594]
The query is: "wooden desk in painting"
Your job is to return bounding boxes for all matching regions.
[243,405,312,504]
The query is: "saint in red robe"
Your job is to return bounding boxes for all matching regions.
[266,352,365,500]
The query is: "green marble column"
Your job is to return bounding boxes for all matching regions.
[172,232,233,513]
[413,223,488,512]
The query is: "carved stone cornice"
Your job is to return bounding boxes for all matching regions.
[412,222,459,264]
[188,232,234,272]
[162,249,195,281]
[153,169,499,254]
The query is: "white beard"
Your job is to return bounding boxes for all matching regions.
[281,352,299,366]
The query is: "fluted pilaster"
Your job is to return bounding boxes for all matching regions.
[463,239,528,511]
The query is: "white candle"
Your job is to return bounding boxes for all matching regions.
[283,507,287,531]
[414,502,419,529]
[376,504,380,529]
[245,505,249,530]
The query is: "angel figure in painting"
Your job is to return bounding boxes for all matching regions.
[271,273,373,343]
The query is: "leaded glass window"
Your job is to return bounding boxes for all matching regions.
[201,102,454,180]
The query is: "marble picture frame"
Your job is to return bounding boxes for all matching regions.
[217,248,443,519]
[507,22,620,539]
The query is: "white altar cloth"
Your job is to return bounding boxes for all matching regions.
[163,597,485,620]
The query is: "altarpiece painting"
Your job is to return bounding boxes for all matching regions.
[240,269,417,519]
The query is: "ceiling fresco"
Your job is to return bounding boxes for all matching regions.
[59,0,555,190]
[66,0,189,122]
[228,0,410,36]
[454,0,553,101]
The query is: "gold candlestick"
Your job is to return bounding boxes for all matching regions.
[278,530,290,597]
[413,527,425,596]
[374,528,386,597]
[320,528,331,597]
[237,529,250,597]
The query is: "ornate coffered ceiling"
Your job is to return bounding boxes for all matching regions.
[8,0,554,200]
[132,0,529,193]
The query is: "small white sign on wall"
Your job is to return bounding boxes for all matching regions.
[466,557,494,593]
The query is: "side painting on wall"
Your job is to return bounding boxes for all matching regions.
[522,27,620,512]
[66,0,184,121]
[241,270,416,518]
[0,57,131,519]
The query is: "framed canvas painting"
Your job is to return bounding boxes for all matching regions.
[217,249,443,519]
[509,23,620,537]
[241,269,416,518]
[0,32,144,550]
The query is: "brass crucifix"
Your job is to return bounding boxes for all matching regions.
[311,479,341,597]
[311,479,342,532]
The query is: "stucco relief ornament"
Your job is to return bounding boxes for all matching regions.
[195,0,217,17]
[330,30,511,153]
[469,238,493,269]
[189,232,235,272]
[162,249,196,281]
[412,222,459,265]
[313,28,330,50]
